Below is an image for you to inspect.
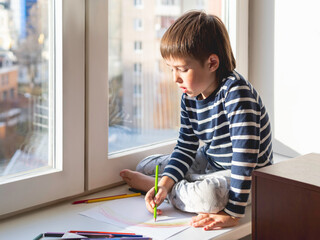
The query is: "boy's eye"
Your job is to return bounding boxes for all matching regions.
[168,67,188,72]
[178,68,188,72]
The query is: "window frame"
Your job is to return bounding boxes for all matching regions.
[0,0,250,217]
[0,0,85,218]
[224,0,249,79]
[86,0,249,191]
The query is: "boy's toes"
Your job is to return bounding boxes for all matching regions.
[120,169,130,177]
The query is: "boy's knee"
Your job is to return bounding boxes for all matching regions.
[136,154,169,175]
[169,178,229,213]
[198,179,229,213]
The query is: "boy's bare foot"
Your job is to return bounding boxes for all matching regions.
[120,169,155,192]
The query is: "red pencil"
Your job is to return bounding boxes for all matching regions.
[69,230,136,235]
[72,193,127,204]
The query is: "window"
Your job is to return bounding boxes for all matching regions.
[134,84,142,96]
[107,0,245,156]
[134,41,142,52]
[134,18,143,31]
[161,0,177,5]
[1,0,248,215]
[0,0,84,217]
[134,62,142,74]
[2,91,7,101]
[134,0,143,8]
[1,74,9,86]
[10,88,14,99]
[84,0,248,191]
[134,105,141,118]
[196,0,205,8]
[0,0,51,176]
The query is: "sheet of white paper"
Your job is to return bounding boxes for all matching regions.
[80,196,195,240]
[61,233,87,238]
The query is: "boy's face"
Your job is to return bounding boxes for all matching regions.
[165,56,219,99]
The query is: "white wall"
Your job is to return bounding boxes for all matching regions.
[274,0,320,156]
[249,0,320,157]
[248,0,275,146]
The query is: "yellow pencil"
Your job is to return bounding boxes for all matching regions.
[72,192,141,204]
[88,192,141,203]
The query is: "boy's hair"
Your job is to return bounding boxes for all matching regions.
[160,11,236,81]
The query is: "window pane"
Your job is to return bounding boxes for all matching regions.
[0,0,53,177]
[108,0,223,154]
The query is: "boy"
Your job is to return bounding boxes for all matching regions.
[120,10,273,230]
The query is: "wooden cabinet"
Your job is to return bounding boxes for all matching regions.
[252,153,320,240]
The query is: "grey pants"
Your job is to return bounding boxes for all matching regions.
[136,147,231,214]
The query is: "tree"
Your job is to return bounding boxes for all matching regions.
[13,0,48,95]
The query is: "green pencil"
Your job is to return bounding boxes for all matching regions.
[154,165,159,222]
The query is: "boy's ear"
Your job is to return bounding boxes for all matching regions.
[208,54,219,72]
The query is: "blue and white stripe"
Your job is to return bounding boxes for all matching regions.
[163,71,273,217]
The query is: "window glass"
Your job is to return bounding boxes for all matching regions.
[108,0,224,154]
[134,0,143,8]
[0,0,53,177]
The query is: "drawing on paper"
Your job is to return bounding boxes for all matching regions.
[98,203,189,228]
[80,195,195,240]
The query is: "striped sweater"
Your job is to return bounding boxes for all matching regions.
[163,71,273,217]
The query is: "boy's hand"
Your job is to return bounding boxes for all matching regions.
[145,186,168,215]
[190,211,239,230]
[145,176,175,215]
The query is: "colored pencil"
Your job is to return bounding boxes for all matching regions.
[34,231,147,240]
[73,232,143,237]
[33,232,64,240]
[129,187,147,196]
[72,192,141,204]
[154,165,159,222]
[72,238,151,240]
[33,233,44,240]
[62,238,110,240]
[34,232,115,239]
[69,230,136,235]
[72,193,127,204]
[106,238,152,240]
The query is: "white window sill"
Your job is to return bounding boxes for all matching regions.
[0,153,288,240]
[0,184,250,240]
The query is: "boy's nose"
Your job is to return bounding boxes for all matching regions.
[173,71,182,83]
